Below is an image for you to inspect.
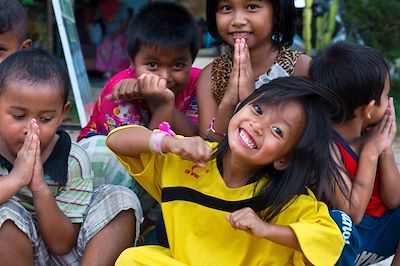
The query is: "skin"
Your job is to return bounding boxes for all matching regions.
[330,75,400,263]
[106,97,306,252]
[0,80,136,265]
[0,80,76,257]
[196,0,311,139]
[106,45,198,136]
[330,76,400,223]
[0,31,31,63]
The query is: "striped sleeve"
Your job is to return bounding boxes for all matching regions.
[55,143,94,223]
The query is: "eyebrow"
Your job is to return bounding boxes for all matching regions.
[8,105,58,113]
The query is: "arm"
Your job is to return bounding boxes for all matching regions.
[292,53,311,76]
[197,39,253,141]
[330,108,394,223]
[378,98,400,208]
[0,122,37,203]
[108,75,198,136]
[106,125,212,165]
[226,207,300,251]
[29,122,78,255]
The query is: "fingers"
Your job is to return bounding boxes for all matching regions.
[226,207,255,229]
[106,79,140,101]
[170,137,212,165]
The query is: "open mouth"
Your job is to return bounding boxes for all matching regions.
[239,128,257,149]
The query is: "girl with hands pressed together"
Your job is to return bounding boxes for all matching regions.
[107,77,345,266]
[197,0,311,141]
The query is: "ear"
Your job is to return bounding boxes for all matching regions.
[363,100,376,120]
[20,39,32,50]
[59,101,71,125]
[273,157,290,171]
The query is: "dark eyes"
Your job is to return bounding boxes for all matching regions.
[146,62,158,69]
[247,4,259,11]
[272,126,283,137]
[253,104,262,115]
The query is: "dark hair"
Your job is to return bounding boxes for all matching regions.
[206,0,296,46]
[309,41,389,123]
[216,76,347,222]
[0,49,70,105]
[126,1,198,62]
[0,0,28,42]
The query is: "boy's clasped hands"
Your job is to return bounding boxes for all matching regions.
[13,119,47,194]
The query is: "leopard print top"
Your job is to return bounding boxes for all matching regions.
[211,46,303,104]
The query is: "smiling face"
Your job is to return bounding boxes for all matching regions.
[227,99,305,168]
[132,44,193,95]
[216,0,274,49]
[0,80,69,158]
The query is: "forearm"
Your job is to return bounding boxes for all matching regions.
[0,174,24,203]
[378,148,400,208]
[107,126,152,156]
[207,101,235,141]
[33,188,77,255]
[149,104,198,136]
[345,151,379,221]
[261,223,301,251]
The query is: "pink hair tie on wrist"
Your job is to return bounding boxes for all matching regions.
[158,121,176,136]
[149,122,176,155]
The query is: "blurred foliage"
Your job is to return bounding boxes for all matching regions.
[342,0,400,62]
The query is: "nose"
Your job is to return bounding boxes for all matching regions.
[250,120,263,136]
[157,68,174,88]
[232,10,247,27]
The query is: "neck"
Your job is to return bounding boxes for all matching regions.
[333,118,365,153]
[249,42,279,79]
[221,150,260,188]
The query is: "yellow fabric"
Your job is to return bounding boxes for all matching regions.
[109,125,344,266]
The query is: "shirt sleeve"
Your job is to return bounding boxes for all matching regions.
[55,143,94,223]
[107,125,164,202]
[284,190,344,266]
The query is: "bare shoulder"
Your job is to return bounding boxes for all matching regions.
[293,53,312,76]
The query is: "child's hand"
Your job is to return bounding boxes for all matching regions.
[226,207,267,238]
[11,119,38,187]
[364,100,395,157]
[237,39,255,102]
[27,121,47,194]
[223,38,255,108]
[138,73,175,111]
[165,136,212,167]
[105,78,141,101]
[383,97,397,152]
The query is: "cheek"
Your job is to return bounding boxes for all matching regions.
[173,72,190,88]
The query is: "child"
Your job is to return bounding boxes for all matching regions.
[107,76,345,265]
[196,0,311,140]
[0,49,142,265]
[0,0,32,63]
[77,1,201,233]
[309,41,400,265]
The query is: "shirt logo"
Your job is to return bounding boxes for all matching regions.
[184,164,209,179]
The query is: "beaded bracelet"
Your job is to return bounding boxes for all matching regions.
[207,118,226,137]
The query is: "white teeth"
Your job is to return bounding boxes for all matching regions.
[239,129,256,149]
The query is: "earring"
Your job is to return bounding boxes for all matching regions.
[272,31,283,43]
